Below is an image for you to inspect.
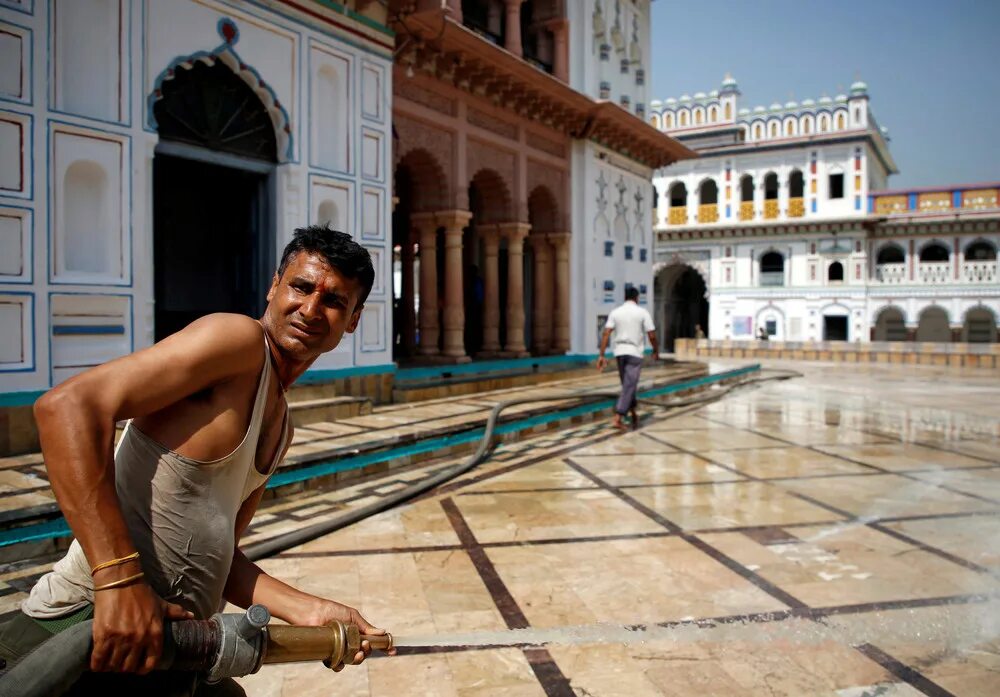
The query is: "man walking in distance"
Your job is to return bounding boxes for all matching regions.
[0,226,394,694]
[596,286,659,430]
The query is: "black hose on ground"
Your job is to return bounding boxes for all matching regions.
[243,367,801,561]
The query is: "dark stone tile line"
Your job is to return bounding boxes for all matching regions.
[439,497,576,696]
[440,497,529,630]
[855,643,958,697]
[695,414,1000,506]
[867,522,993,575]
[563,457,809,610]
[641,431,999,578]
[855,427,1000,466]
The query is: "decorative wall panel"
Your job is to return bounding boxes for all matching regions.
[364,245,384,296]
[52,0,126,122]
[359,300,384,352]
[50,293,131,383]
[360,62,383,122]
[0,22,30,103]
[361,187,382,240]
[0,206,30,281]
[0,293,31,371]
[361,129,381,180]
[309,43,351,172]
[51,126,129,284]
[0,110,29,196]
[310,176,352,231]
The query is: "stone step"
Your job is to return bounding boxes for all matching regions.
[287,395,371,427]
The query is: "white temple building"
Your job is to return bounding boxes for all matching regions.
[649,75,999,348]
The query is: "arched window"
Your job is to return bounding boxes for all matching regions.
[876,243,905,264]
[789,169,804,198]
[964,307,998,343]
[965,240,997,261]
[875,307,907,341]
[753,123,763,139]
[764,172,779,200]
[724,103,732,120]
[836,112,846,130]
[786,120,795,136]
[695,109,704,124]
[669,182,687,207]
[760,251,785,286]
[650,114,660,129]
[699,179,718,205]
[740,175,754,202]
[665,113,674,128]
[679,110,688,126]
[828,261,844,282]
[802,117,812,134]
[709,106,718,121]
[769,121,778,138]
[920,243,950,262]
[916,306,950,342]
[819,114,830,132]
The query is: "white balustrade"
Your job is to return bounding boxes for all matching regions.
[962,260,997,283]
[875,263,906,284]
[918,261,951,284]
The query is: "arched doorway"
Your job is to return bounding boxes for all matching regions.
[873,307,907,341]
[916,306,950,342]
[963,307,998,343]
[152,59,278,341]
[657,264,708,352]
[466,169,513,356]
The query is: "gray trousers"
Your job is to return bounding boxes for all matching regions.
[615,355,643,416]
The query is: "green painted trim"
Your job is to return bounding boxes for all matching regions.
[307,0,394,37]
[0,390,45,408]
[397,354,592,381]
[298,363,397,385]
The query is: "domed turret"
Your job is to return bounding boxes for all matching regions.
[693,91,707,100]
[818,95,833,105]
[785,100,798,109]
[720,73,739,94]
[834,93,847,102]
[801,98,815,107]
[769,102,783,112]
[665,97,677,105]
[650,99,663,108]
[850,80,868,96]
[709,89,719,98]
[679,94,691,102]
[737,107,750,116]
[753,105,766,114]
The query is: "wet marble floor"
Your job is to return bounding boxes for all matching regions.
[230,361,1000,696]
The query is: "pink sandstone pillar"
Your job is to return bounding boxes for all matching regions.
[412,213,440,356]
[479,225,502,355]
[499,222,531,356]
[549,231,571,353]
[548,18,569,83]
[504,0,523,57]
[529,234,553,353]
[438,210,473,361]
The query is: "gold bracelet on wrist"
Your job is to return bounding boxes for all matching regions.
[93,571,145,592]
[91,552,140,576]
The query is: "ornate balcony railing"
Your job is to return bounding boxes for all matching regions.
[668,206,687,225]
[698,204,718,223]
[739,201,754,221]
[764,199,779,219]
[919,261,951,284]
[759,271,784,287]
[962,260,997,283]
[788,197,805,218]
[875,263,906,284]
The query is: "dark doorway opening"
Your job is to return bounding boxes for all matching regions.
[823,315,848,341]
[153,156,272,341]
[151,59,277,341]
[663,266,708,352]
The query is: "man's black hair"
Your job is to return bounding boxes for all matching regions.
[277,225,375,306]
[624,285,640,301]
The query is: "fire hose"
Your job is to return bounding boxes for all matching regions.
[0,604,392,697]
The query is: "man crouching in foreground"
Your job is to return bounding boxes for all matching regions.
[0,226,394,695]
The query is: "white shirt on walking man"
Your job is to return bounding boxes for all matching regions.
[596,287,659,430]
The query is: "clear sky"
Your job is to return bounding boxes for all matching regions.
[649,0,1000,189]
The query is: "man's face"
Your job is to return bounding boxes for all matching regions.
[264,252,364,360]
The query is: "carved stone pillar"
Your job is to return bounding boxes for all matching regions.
[479,225,502,356]
[438,210,473,361]
[504,0,523,57]
[529,234,553,354]
[548,18,569,83]
[549,231,571,353]
[499,222,531,356]
[400,230,417,357]
[412,213,439,356]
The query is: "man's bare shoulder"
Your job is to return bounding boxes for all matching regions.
[155,313,265,375]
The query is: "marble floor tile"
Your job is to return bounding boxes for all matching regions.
[648,428,790,452]
[572,452,747,487]
[815,442,990,472]
[699,446,874,479]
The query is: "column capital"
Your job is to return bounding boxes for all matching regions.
[546,231,571,247]
[434,209,473,230]
[497,221,532,242]
[410,211,439,235]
